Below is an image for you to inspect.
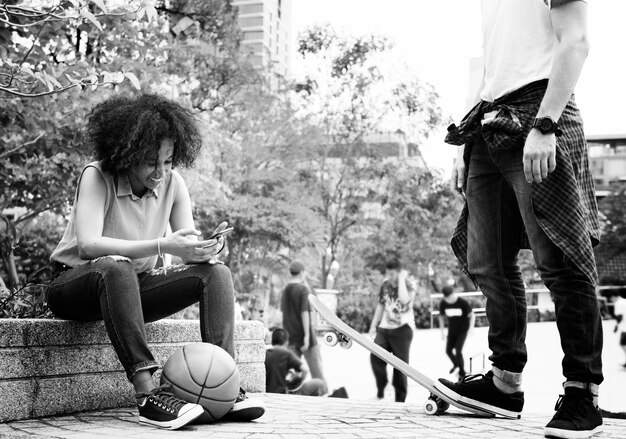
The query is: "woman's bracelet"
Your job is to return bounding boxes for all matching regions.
[157,238,167,275]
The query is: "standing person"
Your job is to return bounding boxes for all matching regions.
[46,94,264,430]
[437,1,603,437]
[368,259,415,402]
[439,287,475,379]
[265,328,326,396]
[612,292,626,368]
[280,260,328,393]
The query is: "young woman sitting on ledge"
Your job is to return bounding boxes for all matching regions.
[47,94,264,430]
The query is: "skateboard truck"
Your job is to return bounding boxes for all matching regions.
[323,330,353,349]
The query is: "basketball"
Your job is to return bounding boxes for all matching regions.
[160,342,240,423]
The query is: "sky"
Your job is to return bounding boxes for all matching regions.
[289,0,626,173]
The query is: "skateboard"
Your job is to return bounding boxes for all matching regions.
[309,294,495,417]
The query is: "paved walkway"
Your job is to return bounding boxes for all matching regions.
[1,394,624,439]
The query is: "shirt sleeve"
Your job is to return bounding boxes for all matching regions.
[463,299,472,316]
[378,283,386,305]
[298,287,310,313]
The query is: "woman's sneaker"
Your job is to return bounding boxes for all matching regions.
[544,387,602,438]
[222,388,265,422]
[137,385,204,430]
[434,371,524,419]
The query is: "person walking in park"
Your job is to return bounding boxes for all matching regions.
[612,292,626,368]
[437,1,604,437]
[46,94,264,430]
[280,260,328,393]
[368,259,416,402]
[439,286,475,379]
[265,328,326,396]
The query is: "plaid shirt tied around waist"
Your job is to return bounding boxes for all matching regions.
[445,79,600,285]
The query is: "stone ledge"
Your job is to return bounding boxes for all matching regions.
[0,318,265,347]
[0,319,266,422]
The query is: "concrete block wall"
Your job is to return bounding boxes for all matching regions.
[0,319,266,422]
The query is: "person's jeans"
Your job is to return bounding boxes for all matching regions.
[47,258,235,381]
[291,343,328,394]
[466,137,603,385]
[446,329,468,374]
[370,324,413,402]
[292,378,326,396]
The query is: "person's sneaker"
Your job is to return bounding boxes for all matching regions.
[221,388,265,422]
[137,385,204,430]
[544,387,603,438]
[434,371,524,418]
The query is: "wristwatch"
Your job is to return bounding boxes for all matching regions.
[533,117,563,137]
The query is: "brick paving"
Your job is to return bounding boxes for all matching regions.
[1,393,624,439]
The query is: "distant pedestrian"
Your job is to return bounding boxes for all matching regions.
[368,259,415,402]
[265,328,326,396]
[280,260,328,393]
[612,292,626,368]
[439,286,475,379]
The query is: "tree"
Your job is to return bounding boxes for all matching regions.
[294,25,444,288]
[185,80,326,305]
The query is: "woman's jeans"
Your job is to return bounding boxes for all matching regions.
[466,137,603,386]
[47,258,235,381]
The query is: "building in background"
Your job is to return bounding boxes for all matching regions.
[232,0,292,77]
[588,134,626,197]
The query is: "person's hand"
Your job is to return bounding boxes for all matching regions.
[368,328,377,339]
[161,228,222,264]
[523,129,557,184]
[301,339,310,352]
[450,145,466,201]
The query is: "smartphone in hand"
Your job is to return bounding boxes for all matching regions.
[202,222,233,248]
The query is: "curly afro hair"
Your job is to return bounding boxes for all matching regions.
[87,94,202,173]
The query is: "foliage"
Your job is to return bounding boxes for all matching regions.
[294,24,445,288]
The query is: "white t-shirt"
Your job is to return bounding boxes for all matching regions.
[480,0,585,102]
[615,297,626,333]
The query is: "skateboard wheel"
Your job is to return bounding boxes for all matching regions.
[436,400,450,413]
[339,338,353,349]
[423,399,438,415]
[324,332,338,347]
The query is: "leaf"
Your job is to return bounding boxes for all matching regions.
[124,72,141,90]
[81,9,103,31]
[89,0,108,13]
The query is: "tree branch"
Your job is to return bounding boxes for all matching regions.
[0,133,44,159]
[0,79,118,98]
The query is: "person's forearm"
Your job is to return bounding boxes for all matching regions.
[537,26,589,121]
[302,312,311,342]
[370,304,383,331]
[78,236,161,260]
[469,313,476,330]
[398,279,410,304]
[439,316,446,335]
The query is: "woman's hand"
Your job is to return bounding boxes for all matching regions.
[161,228,224,264]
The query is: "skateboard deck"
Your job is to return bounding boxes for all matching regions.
[309,294,495,417]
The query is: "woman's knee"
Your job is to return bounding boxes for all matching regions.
[91,257,136,278]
